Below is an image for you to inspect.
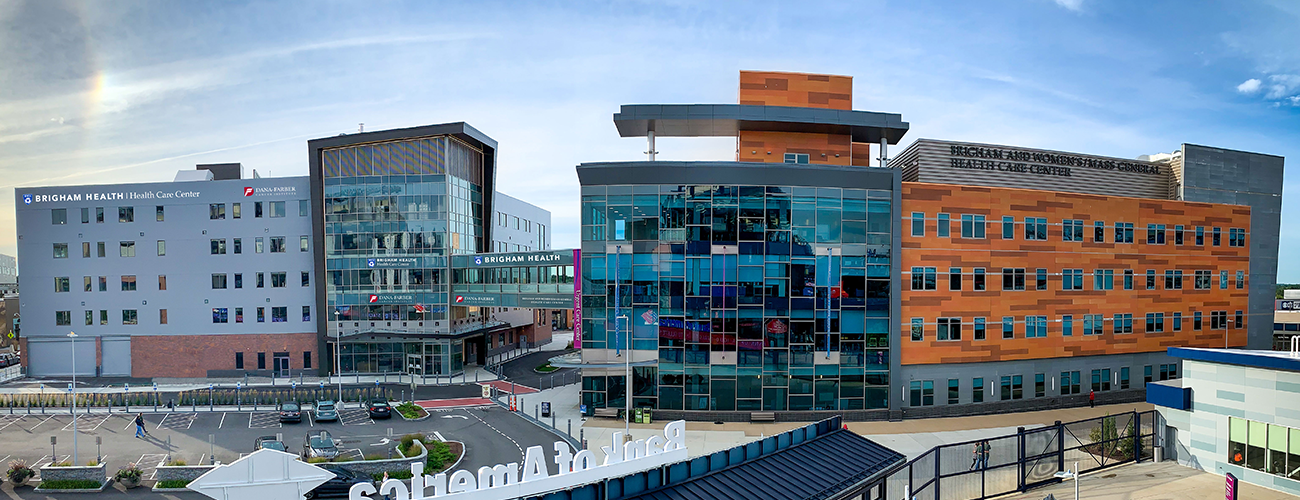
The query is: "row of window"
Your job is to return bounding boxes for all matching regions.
[50,201,308,226]
[909,311,1243,341]
[233,351,312,370]
[909,267,1246,291]
[54,271,309,293]
[209,237,308,255]
[1227,417,1300,481]
[908,213,1245,247]
[909,364,1179,406]
[54,306,310,326]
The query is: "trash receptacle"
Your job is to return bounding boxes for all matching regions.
[634,408,644,424]
[642,408,652,423]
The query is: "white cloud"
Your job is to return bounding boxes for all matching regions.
[1053,0,1084,12]
[1236,78,1262,93]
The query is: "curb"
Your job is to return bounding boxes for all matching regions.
[152,486,192,493]
[532,367,562,374]
[32,478,112,493]
[442,440,466,473]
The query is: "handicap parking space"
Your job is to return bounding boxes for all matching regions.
[188,411,225,430]
[249,411,282,429]
[337,408,374,426]
[60,413,110,432]
[157,412,198,430]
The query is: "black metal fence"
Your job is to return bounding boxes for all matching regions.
[884,410,1155,500]
[0,385,393,413]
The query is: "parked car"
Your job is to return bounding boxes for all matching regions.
[279,402,302,423]
[304,467,370,499]
[314,401,338,422]
[366,399,391,419]
[253,436,286,452]
[303,431,339,460]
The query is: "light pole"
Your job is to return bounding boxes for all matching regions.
[333,310,342,405]
[1053,461,1079,500]
[67,331,78,465]
[613,244,630,438]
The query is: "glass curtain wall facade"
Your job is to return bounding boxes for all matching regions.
[580,184,893,412]
[322,135,485,375]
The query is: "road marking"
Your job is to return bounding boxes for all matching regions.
[158,413,197,430]
[461,408,525,464]
[30,414,55,431]
[62,413,109,431]
[307,410,314,427]
[138,453,168,480]
[441,415,469,420]
[219,412,227,428]
[0,415,25,431]
[0,455,10,465]
[197,453,206,466]
[156,413,170,430]
[338,408,374,426]
[249,412,281,429]
[432,431,446,442]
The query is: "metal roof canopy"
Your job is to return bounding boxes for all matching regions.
[613,104,910,144]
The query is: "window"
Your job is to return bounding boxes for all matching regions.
[1035,373,1046,398]
[1024,217,1047,240]
[1229,228,1246,247]
[1175,225,1184,245]
[120,241,135,257]
[233,238,242,254]
[1164,270,1183,290]
[1062,219,1084,241]
[303,306,311,322]
[303,351,312,369]
[937,213,950,237]
[910,267,936,290]
[1211,311,1229,330]
[98,276,107,292]
[1144,365,1154,385]
[1194,226,1204,245]
[908,380,934,406]
[97,242,105,258]
[1062,315,1073,336]
[99,310,107,325]
[234,273,243,289]
[157,240,166,256]
[1236,270,1245,289]
[158,275,167,290]
[257,307,265,322]
[95,207,104,223]
[972,378,984,403]
[257,272,265,288]
[1114,222,1134,243]
[56,310,72,326]
[255,201,263,218]
[54,277,70,293]
[1113,313,1134,334]
[937,317,962,341]
[1002,216,1015,239]
[1145,313,1165,333]
[974,268,986,291]
[269,201,286,218]
[1094,221,1105,242]
[1083,314,1106,335]
[960,214,985,238]
[256,237,264,253]
[1092,269,1114,290]
[301,271,310,287]
[1119,367,1130,389]
[948,379,959,404]
[156,206,164,222]
[1062,269,1083,290]
[1002,268,1025,291]
[1002,316,1014,339]
[949,267,962,291]
[53,243,68,259]
[118,206,134,223]
[235,353,244,369]
[1000,375,1023,400]
[271,272,287,288]
[270,237,286,253]
[910,318,923,341]
[1221,271,1229,290]
[1173,312,1182,331]
[1146,269,1156,290]
[258,352,266,370]
[272,306,288,323]
[122,309,138,325]
[82,242,90,258]
[1036,268,1048,290]
[1194,311,1203,330]
[213,308,229,323]
[1212,227,1221,246]
[210,239,227,255]
[83,276,91,292]
[232,203,241,219]
[1061,371,1081,395]
[1194,270,1211,290]
[212,274,228,289]
[974,317,986,340]
[299,199,310,217]
[1146,224,1167,244]
[1123,270,1133,290]
[300,236,309,252]
[209,203,226,220]
[1235,310,1244,329]
[782,153,810,164]
[81,207,90,223]
[235,308,243,323]
[1026,316,1048,338]
[51,208,67,225]
[84,310,92,325]
[121,275,137,291]
[911,212,925,237]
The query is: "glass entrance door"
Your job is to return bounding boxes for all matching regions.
[273,353,290,378]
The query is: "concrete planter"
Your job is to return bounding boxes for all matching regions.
[38,463,106,484]
[396,404,430,422]
[321,441,426,477]
[155,465,215,483]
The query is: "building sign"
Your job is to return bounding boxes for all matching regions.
[369,257,420,269]
[573,249,582,349]
[368,294,417,305]
[518,296,572,309]
[243,185,298,197]
[349,421,688,500]
[1225,472,1237,500]
[22,189,201,205]
[454,294,497,306]
[948,145,1161,178]
[1277,300,1300,311]
[462,252,567,267]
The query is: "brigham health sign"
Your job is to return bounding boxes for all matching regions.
[350,420,688,500]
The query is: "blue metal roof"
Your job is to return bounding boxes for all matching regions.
[1168,347,1300,373]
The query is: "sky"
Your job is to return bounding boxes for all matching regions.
[1,0,1298,279]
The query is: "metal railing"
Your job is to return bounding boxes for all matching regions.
[884,410,1156,500]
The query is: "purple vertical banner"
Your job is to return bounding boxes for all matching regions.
[1225,472,1237,500]
[572,248,582,349]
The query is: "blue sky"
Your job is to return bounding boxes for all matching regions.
[1,0,1298,279]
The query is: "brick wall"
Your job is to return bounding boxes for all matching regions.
[130,333,317,378]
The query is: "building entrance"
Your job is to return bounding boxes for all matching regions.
[273,353,290,378]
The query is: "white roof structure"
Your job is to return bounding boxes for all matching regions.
[187,448,334,500]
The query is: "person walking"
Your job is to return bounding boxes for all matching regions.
[134,413,148,438]
[970,441,981,470]
[979,440,990,469]
[1089,390,1095,408]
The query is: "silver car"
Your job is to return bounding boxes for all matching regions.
[303,431,339,460]
[314,401,338,422]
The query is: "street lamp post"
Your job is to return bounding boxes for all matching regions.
[333,310,343,406]
[67,331,78,465]
[1053,461,1079,500]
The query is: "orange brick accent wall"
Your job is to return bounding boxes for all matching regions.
[851,141,875,167]
[900,182,1251,365]
[739,71,852,110]
[130,333,317,378]
[738,131,852,165]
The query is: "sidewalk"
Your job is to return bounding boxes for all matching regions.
[1001,460,1300,500]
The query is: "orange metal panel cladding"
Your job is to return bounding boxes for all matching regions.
[737,131,852,165]
[899,182,1251,366]
[739,71,853,110]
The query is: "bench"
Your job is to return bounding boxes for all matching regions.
[594,408,621,419]
[750,412,776,422]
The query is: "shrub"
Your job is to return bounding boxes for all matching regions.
[115,463,143,481]
[164,459,187,466]
[395,403,426,420]
[85,459,99,466]
[1087,414,1136,459]
[7,460,34,482]
[536,363,559,373]
[305,457,331,464]
[372,469,415,481]
[38,479,102,489]
[48,460,72,467]
[157,479,192,489]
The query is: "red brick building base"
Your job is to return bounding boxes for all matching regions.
[130,333,317,378]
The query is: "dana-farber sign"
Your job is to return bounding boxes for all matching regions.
[350,420,688,500]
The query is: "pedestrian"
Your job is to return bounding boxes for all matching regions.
[979,440,991,469]
[970,441,981,470]
[134,413,148,438]
[381,471,391,500]
[1089,390,1095,408]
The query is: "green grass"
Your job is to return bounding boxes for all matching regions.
[372,469,414,482]
[305,457,331,464]
[535,363,559,373]
[395,402,427,419]
[157,479,192,489]
[39,479,102,489]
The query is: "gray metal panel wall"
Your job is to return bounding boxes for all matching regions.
[901,139,1171,199]
[492,192,553,252]
[101,338,131,376]
[1179,144,1285,350]
[576,161,895,190]
[26,338,96,377]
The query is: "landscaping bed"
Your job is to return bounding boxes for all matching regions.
[156,479,193,489]
[535,362,559,373]
[395,402,429,420]
[396,435,462,475]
